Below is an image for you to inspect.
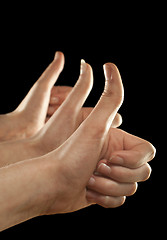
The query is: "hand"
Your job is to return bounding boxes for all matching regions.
[0,60,155,231]
[0,51,122,143]
[37,61,155,214]
[0,57,154,210]
[34,60,154,209]
[86,128,153,206]
[0,55,122,167]
[0,52,66,142]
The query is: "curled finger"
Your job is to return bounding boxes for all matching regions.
[86,190,126,208]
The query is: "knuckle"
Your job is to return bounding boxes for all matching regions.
[142,141,156,162]
[127,183,138,196]
[115,196,126,208]
[142,164,152,181]
[102,90,123,108]
[129,150,147,168]
[103,196,112,208]
[103,196,126,208]
[87,123,108,140]
[102,88,114,98]
[147,143,156,160]
[106,181,118,196]
[128,157,141,168]
[110,166,125,182]
[128,142,156,169]
[125,169,136,182]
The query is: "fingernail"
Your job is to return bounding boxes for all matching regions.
[109,156,124,165]
[51,96,59,104]
[88,176,95,186]
[103,64,112,81]
[80,59,86,75]
[54,51,61,59]
[97,163,111,175]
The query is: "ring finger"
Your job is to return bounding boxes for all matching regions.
[86,190,126,208]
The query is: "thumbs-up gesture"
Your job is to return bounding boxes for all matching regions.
[42,61,155,214]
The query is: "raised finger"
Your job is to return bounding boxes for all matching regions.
[83,63,124,137]
[55,60,93,115]
[82,108,122,128]
[38,51,65,87]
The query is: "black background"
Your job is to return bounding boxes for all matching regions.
[0,3,164,238]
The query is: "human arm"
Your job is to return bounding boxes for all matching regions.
[0,59,153,209]
[0,61,124,231]
[0,61,155,231]
[0,156,59,231]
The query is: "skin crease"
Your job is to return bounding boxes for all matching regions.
[0,53,156,231]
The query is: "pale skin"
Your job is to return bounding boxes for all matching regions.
[0,53,156,231]
[0,53,150,201]
[0,52,70,142]
[0,52,125,216]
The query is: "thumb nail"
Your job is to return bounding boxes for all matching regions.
[80,59,86,75]
[103,63,113,81]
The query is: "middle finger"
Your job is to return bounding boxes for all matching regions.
[87,175,137,197]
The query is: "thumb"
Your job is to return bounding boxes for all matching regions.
[38,51,65,87]
[60,63,124,185]
[16,52,64,118]
[84,63,124,137]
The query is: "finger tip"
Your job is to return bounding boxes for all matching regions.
[97,163,111,176]
[54,51,64,58]
[54,51,65,65]
[80,60,94,87]
[103,62,118,71]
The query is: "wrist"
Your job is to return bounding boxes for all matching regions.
[29,153,63,217]
[33,150,75,216]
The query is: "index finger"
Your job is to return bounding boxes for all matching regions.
[109,130,156,168]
